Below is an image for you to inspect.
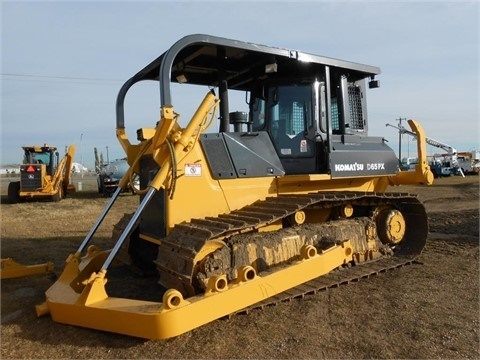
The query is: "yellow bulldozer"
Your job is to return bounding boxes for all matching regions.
[8,144,76,203]
[37,34,434,339]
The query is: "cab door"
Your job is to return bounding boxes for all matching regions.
[267,84,317,174]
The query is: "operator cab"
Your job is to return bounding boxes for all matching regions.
[23,146,59,176]
[117,34,398,179]
[246,69,382,175]
[247,69,372,174]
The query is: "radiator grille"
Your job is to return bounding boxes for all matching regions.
[20,165,42,191]
[348,86,364,130]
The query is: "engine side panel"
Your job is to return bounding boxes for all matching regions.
[200,132,285,179]
[330,135,399,178]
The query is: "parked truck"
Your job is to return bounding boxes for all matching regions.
[95,147,138,196]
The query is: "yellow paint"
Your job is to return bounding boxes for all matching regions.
[41,90,435,341]
[389,119,434,186]
[38,241,352,339]
[17,144,76,199]
[1,258,54,279]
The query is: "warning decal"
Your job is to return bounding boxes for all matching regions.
[300,139,307,153]
[185,164,202,177]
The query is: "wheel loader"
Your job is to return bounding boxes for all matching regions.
[37,34,434,339]
[8,144,76,203]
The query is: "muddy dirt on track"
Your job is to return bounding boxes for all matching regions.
[1,175,479,359]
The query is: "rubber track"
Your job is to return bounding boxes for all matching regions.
[155,191,428,299]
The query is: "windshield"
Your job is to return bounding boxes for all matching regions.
[267,85,314,158]
[25,151,51,165]
[268,85,312,136]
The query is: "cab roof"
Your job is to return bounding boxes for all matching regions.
[22,146,57,152]
[116,34,381,128]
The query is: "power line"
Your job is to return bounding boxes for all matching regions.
[1,72,122,82]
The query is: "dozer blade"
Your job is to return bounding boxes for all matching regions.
[1,258,54,279]
[36,241,353,339]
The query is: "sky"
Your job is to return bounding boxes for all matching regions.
[1,0,479,169]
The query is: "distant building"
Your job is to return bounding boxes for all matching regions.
[0,165,20,175]
[71,163,88,173]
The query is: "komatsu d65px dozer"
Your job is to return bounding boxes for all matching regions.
[37,34,434,339]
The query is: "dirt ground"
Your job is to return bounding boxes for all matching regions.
[1,174,478,359]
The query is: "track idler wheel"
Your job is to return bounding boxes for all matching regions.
[376,209,406,245]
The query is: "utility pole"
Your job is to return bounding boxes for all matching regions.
[106,146,109,164]
[80,133,84,178]
[396,117,406,165]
